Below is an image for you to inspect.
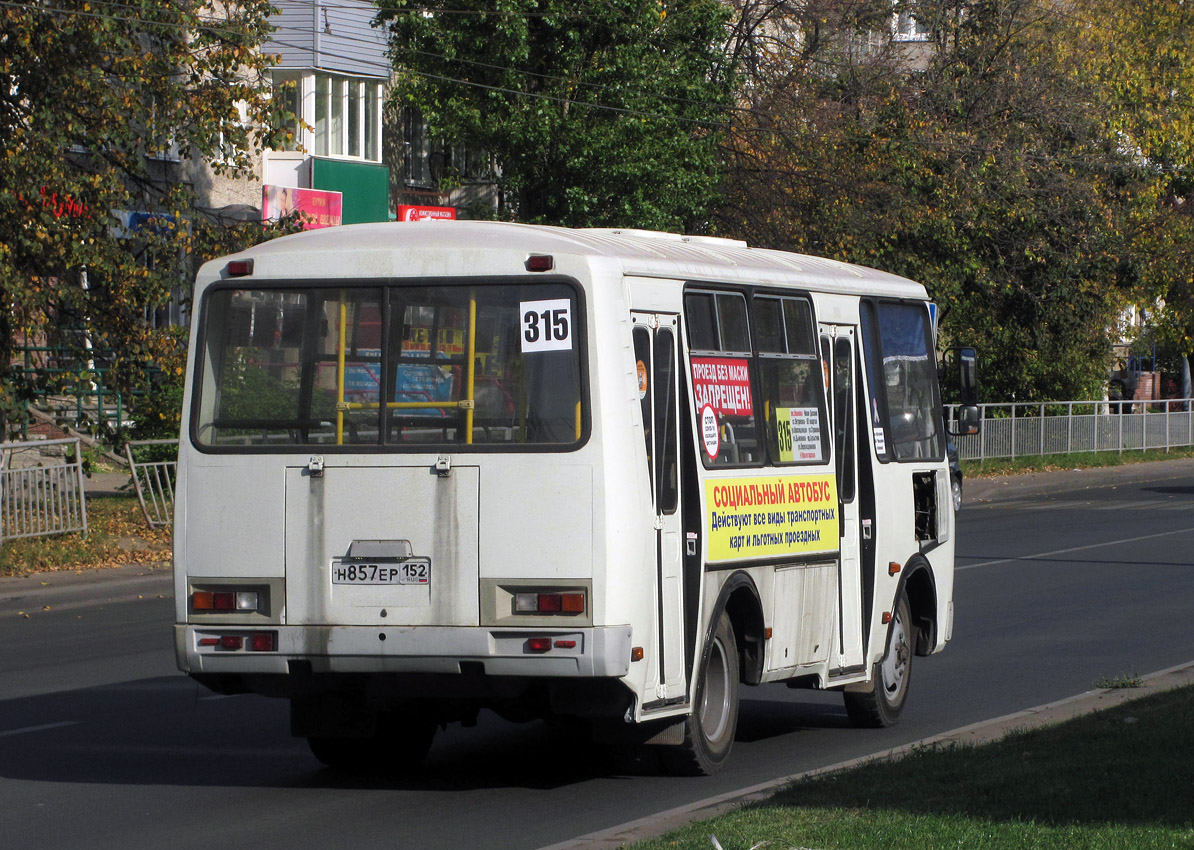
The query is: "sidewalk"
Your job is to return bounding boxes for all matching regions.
[963,455,1194,505]
[0,562,172,614]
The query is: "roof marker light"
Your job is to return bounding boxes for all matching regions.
[226,259,254,277]
[525,255,554,272]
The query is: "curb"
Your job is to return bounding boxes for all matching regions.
[536,660,1194,850]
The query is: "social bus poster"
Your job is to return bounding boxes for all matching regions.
[705,474,839,561]
[690,357,753,416]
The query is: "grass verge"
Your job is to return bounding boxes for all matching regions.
[961,445,1194,478]
[0,495,171,578]
[629,685,1194,850]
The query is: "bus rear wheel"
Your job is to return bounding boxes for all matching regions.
[663,610,739,776]
[845,590,914,728]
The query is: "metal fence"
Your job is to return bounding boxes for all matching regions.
[0,437,88,542]
[946,400,1194,461]
[125,439,177,528]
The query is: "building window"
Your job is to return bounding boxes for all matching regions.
[308,73,382,161]
[271,78,302,151]
[402,106,433,187]
[892,3,930,41]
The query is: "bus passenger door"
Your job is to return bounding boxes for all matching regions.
[821,325,866,673]
[632,314,687,699]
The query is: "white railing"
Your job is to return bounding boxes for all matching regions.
[946,399,1194,461]
[0,437,89,542]
[125,439,177,528]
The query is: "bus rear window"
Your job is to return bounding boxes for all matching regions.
[192,281,585,450]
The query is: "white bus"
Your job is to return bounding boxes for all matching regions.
[174,222,977,775]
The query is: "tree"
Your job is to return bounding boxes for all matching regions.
[1055,0,1194,398]
[718,0,1178,402]
[377,0,737,230]
[0,0,293,434]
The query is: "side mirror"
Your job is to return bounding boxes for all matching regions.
[953,404,980,436]
[941,347,980,436]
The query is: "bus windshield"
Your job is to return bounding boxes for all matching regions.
[192,280,584,450]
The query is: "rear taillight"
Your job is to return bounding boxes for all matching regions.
[196,631,277,652]
[191,589,260,613]
[513,591,586,615]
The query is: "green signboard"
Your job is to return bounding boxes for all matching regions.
[310,158,389,224]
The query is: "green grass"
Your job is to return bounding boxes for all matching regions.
[630,685,1194,850]
[961,445,1194,479]
[1093,673,1144,690]
[0,495,171,578]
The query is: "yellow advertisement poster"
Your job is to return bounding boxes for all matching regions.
[705,474,839,561]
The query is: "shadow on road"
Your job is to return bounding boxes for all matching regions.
[0,677,847,791]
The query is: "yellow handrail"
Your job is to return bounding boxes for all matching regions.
[337,400,474,411]
[465,292,477,445]
[336,294,347,446]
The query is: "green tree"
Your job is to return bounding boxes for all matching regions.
[1056,0,1194,397]
[377,0,737,230]
[719,0,1173,402]
[0,0,293,434]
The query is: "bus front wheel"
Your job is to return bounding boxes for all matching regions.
[663,609,739,776]
[844,590,914,728]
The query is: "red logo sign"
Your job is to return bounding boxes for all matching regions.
[396,205,456,222]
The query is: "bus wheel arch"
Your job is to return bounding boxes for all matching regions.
[901,556,938,657]
[721,572,766,686]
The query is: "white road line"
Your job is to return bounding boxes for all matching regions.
[0,721,81,738]
[957,524,1194,572]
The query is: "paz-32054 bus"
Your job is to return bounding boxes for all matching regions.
[174,222,978,775]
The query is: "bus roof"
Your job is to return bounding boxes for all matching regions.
[212,221,928,299]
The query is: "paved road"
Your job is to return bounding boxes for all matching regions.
[2,460,1193,850]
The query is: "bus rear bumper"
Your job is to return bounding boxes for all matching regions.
[175,624,634,679]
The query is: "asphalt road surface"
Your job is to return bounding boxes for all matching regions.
[3,461,1194,850]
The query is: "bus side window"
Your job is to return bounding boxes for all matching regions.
[684,290,758,467]
[633,326,654,496]
[861,300,942,461]
[833,336,856,502]
[753,295,828,465]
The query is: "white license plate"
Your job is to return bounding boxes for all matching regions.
[331,558,430,586]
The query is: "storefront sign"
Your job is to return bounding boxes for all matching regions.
[397,205,457,222]
[262,185,342,229]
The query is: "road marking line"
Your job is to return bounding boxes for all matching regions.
[0,721,81,738]
[957,525,1194,571]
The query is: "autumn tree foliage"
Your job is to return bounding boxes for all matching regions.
[718,0,1192,402]
[0,0,291,432]
[377,0,738,230]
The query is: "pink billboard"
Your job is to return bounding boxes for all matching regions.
[262,185,342,229]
